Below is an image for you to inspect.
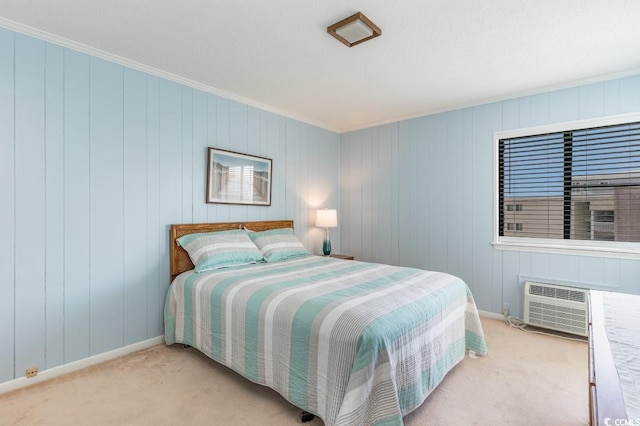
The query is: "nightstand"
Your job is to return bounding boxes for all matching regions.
[329,254,354,260]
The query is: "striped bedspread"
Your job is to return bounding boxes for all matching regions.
[165,256,487,426]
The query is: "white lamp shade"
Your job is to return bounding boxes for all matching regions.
[316,209,338,228]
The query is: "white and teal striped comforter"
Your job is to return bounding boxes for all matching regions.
[165,256,487,426]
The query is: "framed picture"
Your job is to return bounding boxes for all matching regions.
[206,147,272,206]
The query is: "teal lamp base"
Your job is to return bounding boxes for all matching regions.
[322,227,331,256]
[323,237,332,256]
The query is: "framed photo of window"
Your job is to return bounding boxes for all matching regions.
[206,148,272,206]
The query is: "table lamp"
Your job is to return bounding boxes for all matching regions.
[315,208,338,256]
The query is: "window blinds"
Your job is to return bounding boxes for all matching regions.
[498,121,640,242]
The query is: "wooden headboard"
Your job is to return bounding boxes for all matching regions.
[169,220,294,282]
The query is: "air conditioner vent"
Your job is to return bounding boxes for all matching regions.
[528,283,585,303]
[524,281,589,337]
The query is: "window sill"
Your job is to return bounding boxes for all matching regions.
[493,240,640,260]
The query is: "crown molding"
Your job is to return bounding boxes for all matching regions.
[2,17,638,135]
[0,17,335,133]
[338,67,640,133]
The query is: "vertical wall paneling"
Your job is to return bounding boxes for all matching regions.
[275,115,287,219]
[339,133,352,256]
[206,94,218,222]
[325,128,341,253]
[145,76,162,338]
[549,88,580,123]
[0,27,15,383]
[489,103,504,314]
[293,121,306,237]
[302,125,319,251]
[246,106,261,222]
[284,120,297,231]
[428,114,448,272]
[373,125,395,264]
[63,48,91,363]
[228,100,249,221]
[499,99,522,316]
[396,120,413,267]
[89,57,124,355]
[603,258,620,290]
[408,120,423,268]
[204,95,221,222]
[529,93,550,126]
[158,79,182,222]
[340,73,640,316]
[548,255,580,282]
[461,109,474,288]
[214,97,231,222]
[578,256,605,287]
[158,80,182,337]
[360,128,373,261]
[415,117,430,269]
[44,42,65,369]
[182,87,194,223]
[360,124,398,264]
[389,123,400,265]
[513,252,532,317]
[501,99,520,131]
[578,82,604,119]
[469,105,494,311]
[530,253,551,279]
[123,68,148,345]
[349,131,363,258]
[14,34,46,376]
[603,80,620,116]
[192,91,208,223]
[446,111,464,279]
[294,121,305,236]
[263,111,276,220]
[619,260,640,295]
[306,126,318,240]
[619,75,640,112]
[307,124,320,242]
[1,28,340,384]
[370,128,380,262]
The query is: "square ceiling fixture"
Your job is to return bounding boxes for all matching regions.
[327,12,381,47]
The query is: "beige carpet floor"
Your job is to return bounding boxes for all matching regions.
[0,317,588,425]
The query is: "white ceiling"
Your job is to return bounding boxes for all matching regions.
[1,0,639,132]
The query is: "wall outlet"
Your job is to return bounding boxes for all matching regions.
[26,367,38,378]
[502,304,510,317]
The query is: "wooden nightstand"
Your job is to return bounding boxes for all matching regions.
[330,254,354,260]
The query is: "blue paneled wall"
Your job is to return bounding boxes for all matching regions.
[341,75,640,317]
[0,28,340,384]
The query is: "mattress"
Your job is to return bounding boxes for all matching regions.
[600,291,640,420]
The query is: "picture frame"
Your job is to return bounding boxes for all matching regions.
[206,147,272,206]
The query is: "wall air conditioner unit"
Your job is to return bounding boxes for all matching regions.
[523,281,589,337]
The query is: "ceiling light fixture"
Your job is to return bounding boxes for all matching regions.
[327,12,381,47]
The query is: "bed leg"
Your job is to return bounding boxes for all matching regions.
[301,411,315,422]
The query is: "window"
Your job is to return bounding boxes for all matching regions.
[495,113,640,257]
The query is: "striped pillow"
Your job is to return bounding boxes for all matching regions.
[177,229,264,273]
[248,228,311,262]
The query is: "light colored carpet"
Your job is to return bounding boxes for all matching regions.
[0,317,588,425]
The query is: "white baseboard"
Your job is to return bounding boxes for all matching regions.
[478,310,506,321]
[0,336,165,395]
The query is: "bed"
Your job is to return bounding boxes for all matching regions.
[588,290,640,425]
[164,220,487,426]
